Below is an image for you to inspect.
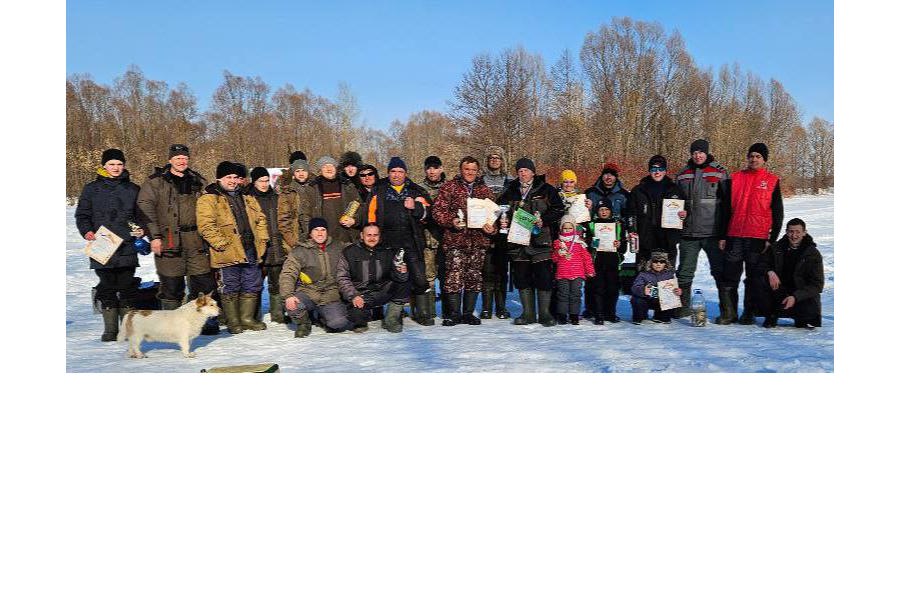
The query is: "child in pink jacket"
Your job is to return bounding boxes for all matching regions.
[552,217,595,324]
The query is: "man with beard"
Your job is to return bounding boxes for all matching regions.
[136,143,219,334]
[197,161,269,334]
[674,139,730,317]
[417,154,446,324]
[628,155,687,267]
[497,158,565,326]
[431,156,497,325]
[336,224,410,333]
[480,146,515,319]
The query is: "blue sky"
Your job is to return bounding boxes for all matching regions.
[66,0,833,131]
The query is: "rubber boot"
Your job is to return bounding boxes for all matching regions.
[269,293,285,324]
[480,288,494,319]
[382,301,404,333]
[738,279,755,324]
[442,293,461,326]
[414,293,434,326]
[292,312,311,338]
[715,287,737,325]
[513,289,536,325]
[462,291,481,325]
[221,294,243,334]
[495,290,510,319]
[238,293,267,330]
[101,307,119,342]
[160,299,181,311]
[556,314,568,325]
[678,284,692,318]
[538,290,556,327]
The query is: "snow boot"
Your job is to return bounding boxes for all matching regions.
[480,288,493,319]
[414,293,434,326]
[738,308,756,325]
[382,301,404,333]
[678,284,692,318]
[292,312,311,338]
[570,314,580,325]
[514,288,536,325]
[221,294,244,334]
[100,307,119,342]
[269,292,286,324]
[462,291,481,325]
[556,314,568,325]
[238,293,267,330]
[442,293,461,326]
[495,290,510,319]
[763,315,778,328]
[538,290,556,327]
[715,287,737,325]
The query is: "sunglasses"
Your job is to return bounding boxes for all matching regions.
[651,258,667,263]
[359,172,375,177]
[649,167,666,173]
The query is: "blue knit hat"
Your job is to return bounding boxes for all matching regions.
[387,157,407,171]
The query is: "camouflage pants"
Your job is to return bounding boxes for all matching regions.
[443,248,486,293]
[424,247,438,286]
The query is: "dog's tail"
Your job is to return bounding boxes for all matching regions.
[117,311,134,341]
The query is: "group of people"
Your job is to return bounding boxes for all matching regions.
[75,139,824,343]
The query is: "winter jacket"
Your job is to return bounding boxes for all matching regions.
[496,175,565,262]
[419,173,446,245]
[136,166,210,276]
[76,168,141,270]
[727,168,783,243]
[246,186,287,266]
[362,178,430,251]
[585,178,631,225]
[587,217,627,269]
[336,241,409,303]
[431,175,495,250]
[631,268,678,298]
[305,175,363,246]
[276,178,317,251]
[279,236,345,305]
[675,157,730,238]
[483,146,514,196]
[196,184,269,269]
[629,175,687,243]
[552,237,595,280]
[762,233,824,311]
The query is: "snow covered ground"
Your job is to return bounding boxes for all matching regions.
[65,194,834,372]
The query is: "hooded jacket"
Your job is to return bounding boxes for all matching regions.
[196,183,269,269]
[585,177,631,224]
[246,185,287,266]
[276,177,317,252]
[75,168,141,270]
[631,256,678,298]
[279,236,344,305]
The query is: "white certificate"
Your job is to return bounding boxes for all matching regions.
[661,198,685,229]
[507,208,537,245]
[657,277,682,311]
[592,222,617,252]
[84,225,123,265]
[565,194,591,223]
[466,197,500,228]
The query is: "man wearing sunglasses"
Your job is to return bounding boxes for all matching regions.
[628,155,687,268]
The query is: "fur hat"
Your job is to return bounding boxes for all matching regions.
[168,144,190,159]
[648,155,667,171]
[486,146,505,161]
[289,150,307,163]
[646,250,673,271]
[250,166,269,183]
[101,148,125,165]
[515,157,536,173]
[316,156,338,170]
[424,155,442,169]
[748,142,769,161]
[690,139,710,154]
[387,157,407,171]
[308,217,328,231]
[560,169,577,183]
[215,161,242,179]
[601,162,619,177]
[340,151,362,168]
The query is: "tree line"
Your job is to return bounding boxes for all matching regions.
[66,17,833,197]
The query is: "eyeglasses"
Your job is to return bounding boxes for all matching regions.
[649,167,666,173]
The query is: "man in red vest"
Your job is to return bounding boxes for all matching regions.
[717,143,783,324]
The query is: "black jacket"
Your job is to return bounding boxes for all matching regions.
[361,178,430,252]
[762,233,824,312]
[75,169,141,270]
[336,241,409,303]
[246,186,287,266]
[629,175,687,242]
[497,174,565,262]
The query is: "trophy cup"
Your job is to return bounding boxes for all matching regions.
[128,221,151,255]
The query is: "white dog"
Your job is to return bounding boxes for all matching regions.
[118,293,220,358]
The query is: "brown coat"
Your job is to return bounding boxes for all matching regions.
[279,236,346,305]
[196,185,269,269]
[136,167,211,277]
[276,178,317,252]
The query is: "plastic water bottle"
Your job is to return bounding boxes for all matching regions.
[531,211,541,235]
[691,289,707,327]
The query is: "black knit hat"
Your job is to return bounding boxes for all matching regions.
[234,163,247,178]
[648,155,667,170]
[596,197,612,211]
[424,155,442,169]
[340,151,362,168]
[168,144,190,159]
[289,150,307,164]
[250,166,269,183]
[387,157,407,171]
[690,139,709,154]
[308,217,328,231]
[101,148,125,165]
[514,157,536,173]
[216,161,242,179]
[748,143,769,162]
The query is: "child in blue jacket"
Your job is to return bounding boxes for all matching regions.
[630,250,683,323]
